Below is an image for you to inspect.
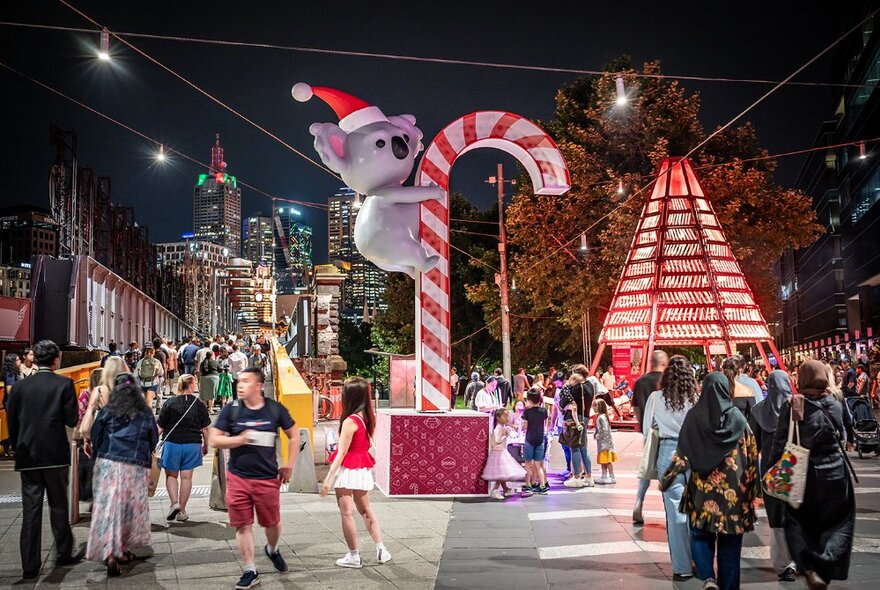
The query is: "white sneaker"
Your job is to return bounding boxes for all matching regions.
[490,489,505,500]
[376,548,392,565]
[563,477,584,488]
[176,511,189,522]
[595,477,610,485]
[336,554,362,569]
[607,476,616,484]
[166,502,180,521]
[582,477,595,487]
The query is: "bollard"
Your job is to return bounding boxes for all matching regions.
[68,440,79,525]
[209,447,228,511]
[287,428,319,493]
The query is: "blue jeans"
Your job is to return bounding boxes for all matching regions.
[570,445,591,476]
[657,439,691,574]
[691,528,743,590]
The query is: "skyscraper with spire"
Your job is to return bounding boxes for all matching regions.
[193,133,242,257]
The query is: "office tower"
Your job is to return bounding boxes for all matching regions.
[193,134,242,257]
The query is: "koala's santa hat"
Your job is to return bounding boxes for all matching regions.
[292,83,389,133]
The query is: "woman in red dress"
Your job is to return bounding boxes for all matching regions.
[321,377,391,569]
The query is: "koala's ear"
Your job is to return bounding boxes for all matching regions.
[308,122,349,174]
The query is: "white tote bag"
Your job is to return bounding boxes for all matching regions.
[637,394,660,480]
[762,410,810,509]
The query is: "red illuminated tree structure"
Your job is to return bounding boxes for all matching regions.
[590,157,786,373]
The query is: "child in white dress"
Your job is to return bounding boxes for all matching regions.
[481,409,526,499]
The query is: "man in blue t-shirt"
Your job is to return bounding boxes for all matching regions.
[210,368,300,590]
[180,338,199,376]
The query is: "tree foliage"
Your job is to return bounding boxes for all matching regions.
[505,59,823,366]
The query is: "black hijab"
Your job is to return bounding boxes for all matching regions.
[752,370,792,433]
[678,371,749,474]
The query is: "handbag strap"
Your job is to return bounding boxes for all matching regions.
[803,397,859,484]
[162,396,199,441]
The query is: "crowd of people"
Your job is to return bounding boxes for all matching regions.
[458,352,861,590]
[0,336,868,589]
[1,335,312,590]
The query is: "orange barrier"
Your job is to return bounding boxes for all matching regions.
[58,361,102,394]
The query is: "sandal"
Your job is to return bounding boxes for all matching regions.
[106,557,122,577]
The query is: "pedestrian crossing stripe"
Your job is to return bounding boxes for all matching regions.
[538,539,880,561]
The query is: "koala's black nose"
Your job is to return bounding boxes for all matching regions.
[391,136,409,160]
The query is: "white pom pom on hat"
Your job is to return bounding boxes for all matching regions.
[291,83,313,102]
[291,82,388,132]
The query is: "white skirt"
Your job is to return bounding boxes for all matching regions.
[333,467,375,491]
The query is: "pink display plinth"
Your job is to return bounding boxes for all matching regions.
[375,409,490,497]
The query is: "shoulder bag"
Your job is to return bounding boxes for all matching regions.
[155,396,199,460]
[637,393,660,480]
[762,404,810,508]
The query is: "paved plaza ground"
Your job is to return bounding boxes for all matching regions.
[1,421,879,589]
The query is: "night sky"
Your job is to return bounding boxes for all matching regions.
[0,1,852,263]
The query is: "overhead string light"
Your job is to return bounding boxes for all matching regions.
[156,144,166,162]
[2,20,870,90]
[97,27,110,61]
[580,233,588,252]
[859,141,867,159]
[615,76,627,105]
[617,179,625,196]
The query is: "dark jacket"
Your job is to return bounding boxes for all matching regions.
[769,396,847,470]
[6,369,77,471]
[91,409,158,468]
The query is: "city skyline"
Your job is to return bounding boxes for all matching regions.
[1,1,844,265]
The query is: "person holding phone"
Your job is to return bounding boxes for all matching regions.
[210,368,300,590]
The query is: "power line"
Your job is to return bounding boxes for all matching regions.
[450,217,499,226]
[450,228,499,240]
[452,316,500,347]
[450,243,500,273]
[0,18,871,90]
[0,60,328,211]
[518,8,880,275]
[57,1,341,183]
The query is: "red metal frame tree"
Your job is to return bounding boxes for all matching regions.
[590,157,786,373]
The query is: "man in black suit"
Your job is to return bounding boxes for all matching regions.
[6,340,81,579]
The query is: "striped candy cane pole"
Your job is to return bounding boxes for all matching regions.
[415,111,571,411]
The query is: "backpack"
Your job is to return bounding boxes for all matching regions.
[139,358,158,381]
[251,354,265,368]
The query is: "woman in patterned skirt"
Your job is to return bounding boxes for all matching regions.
[87,376,158,576]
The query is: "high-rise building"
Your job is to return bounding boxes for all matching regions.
[273,206,313,294]
[0,206,59,265]
[193,134,242,257]
[243,215,274,272]
[327,188,387,320]
[156,238,232,335]
[777,4,880,362]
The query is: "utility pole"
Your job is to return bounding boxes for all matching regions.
[488,164,514,382]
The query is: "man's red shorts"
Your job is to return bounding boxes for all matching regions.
[225,471,281,529]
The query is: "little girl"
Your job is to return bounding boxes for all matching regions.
[482,408,526,499]
[593,398,618,484]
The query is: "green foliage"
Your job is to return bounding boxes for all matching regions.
[338,318,374,376]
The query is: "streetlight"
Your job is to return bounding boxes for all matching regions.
[615,76,627,106]
[97,28,111,61]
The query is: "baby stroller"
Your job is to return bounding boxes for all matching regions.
[847,397,880,458]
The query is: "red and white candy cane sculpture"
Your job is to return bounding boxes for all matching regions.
[415,112,571,411]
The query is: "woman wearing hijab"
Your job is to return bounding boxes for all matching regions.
[769,360,855,590]
[660,372,760,590]
[749,371,796,582]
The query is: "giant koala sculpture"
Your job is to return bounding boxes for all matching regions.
[293,83,443,279]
